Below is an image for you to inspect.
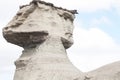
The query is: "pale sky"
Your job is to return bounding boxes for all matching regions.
[0,0,120,80]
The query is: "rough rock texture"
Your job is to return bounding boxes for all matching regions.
[3,0,77,49]
[85,61,120,80]
[13,36,84,80]
[3,0,84,80]
[3,0,120,80]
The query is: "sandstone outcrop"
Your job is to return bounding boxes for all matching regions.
[3,0,84,80]
[3,0,120,80]
[85,61,120,80]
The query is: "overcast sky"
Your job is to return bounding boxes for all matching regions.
[0,0,120,80]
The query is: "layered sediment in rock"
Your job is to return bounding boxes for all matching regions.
[3,0,84,80]
[13,36,84,80]
[85,61,120,80]
[3,0,77,49]
[3,0,120,80]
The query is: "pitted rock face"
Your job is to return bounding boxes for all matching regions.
[3,0,77,49]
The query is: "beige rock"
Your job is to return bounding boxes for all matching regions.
[3,0,84,80]
[85,61,120,80]
[3,0,120,80]
[3,0,77,49]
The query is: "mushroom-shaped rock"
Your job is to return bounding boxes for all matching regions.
[3,0,84,80]
[3,0,77,49]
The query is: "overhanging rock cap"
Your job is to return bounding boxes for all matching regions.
[3,0,77,48]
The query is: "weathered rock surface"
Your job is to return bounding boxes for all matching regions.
[3,0,77,49]
[3,0,120,80]
[13,36,84,80]
[3,0,84,80]
[85,61,120,80]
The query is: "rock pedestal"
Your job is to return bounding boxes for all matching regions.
[3,0,120,80]
[3,0,84,80]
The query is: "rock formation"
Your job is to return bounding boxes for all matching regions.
[3,0,84,80]
[3,0,120,80]
[85,61,120,80]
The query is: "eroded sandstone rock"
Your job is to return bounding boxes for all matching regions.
[3,0,84,80]
[86,61,120,80]
[3,0,120,80]
[3,0,77,49]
